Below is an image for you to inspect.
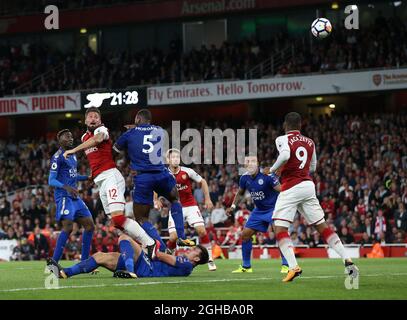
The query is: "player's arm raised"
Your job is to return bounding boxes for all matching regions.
[63,127,108,159]
[226,187,245,216]
[269,136,290,174]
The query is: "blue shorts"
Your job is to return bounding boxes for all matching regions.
[133,170,176,205]
[116,251,154,277]
[245,208,274,233]
[55,197,92,222]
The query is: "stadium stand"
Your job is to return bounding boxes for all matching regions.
[1,15,407,97]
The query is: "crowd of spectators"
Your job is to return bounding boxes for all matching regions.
[0,112,406,260]
[1,14,407,97]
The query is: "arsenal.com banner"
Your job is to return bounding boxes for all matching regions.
[147,68,407,105]
[0,92,81,117]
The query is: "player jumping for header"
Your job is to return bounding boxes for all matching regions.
[164,148,217,271]
[47,234,209,279]
[269,112,359,282]
[226,155,289,274]
[113,109,194,251]
[48,129,95,268]
[63,107,157,258]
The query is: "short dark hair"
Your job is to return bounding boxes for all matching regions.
[85,107,101,118]
[195,244,210,265]
[137,109,152,122]
[284,112,302,130]
[57,129,70,140]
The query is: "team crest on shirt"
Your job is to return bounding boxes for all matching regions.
[258,179,264,185]
[63,210,70,215]
[182,174,187,180]
[51,163,57,170]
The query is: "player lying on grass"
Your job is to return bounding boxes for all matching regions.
[226,155,289,274]
[47,234,209,279]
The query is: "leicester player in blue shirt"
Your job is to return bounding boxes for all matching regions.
[226,155,289,273]
[47,234,209,279]
[48,129,95,265]
[113,109,193,250]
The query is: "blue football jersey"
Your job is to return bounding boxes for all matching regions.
[49,148,79,201]
[152,255,194,277]
[114,124,166,172]
[239,171,280,211]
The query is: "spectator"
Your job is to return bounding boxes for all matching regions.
[65,235,81,260]
[32,226,49,260]
[211,201,228,227]
[394,203,407,231]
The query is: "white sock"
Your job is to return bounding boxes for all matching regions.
[123,218,155,246]
[278,235,298,269]
[326,232,350,260]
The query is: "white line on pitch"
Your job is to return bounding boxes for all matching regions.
[1,273,407,293]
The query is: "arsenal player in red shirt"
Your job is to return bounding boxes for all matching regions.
[162,148,217,271]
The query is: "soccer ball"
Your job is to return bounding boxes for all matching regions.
[311,18,332,39]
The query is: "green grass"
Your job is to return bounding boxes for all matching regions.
[0,258,407,300]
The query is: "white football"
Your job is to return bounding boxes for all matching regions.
[311,18,332,39]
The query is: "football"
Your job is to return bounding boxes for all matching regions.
[311,17,332,39]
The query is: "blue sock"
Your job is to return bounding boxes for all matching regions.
[141,221,166,251]
[119,240,135,273]
[280,248,289,266]
[171,201,185,239]
[63,256,98,277]
[242,239,252,268]
[81,230,93,261]
[52,230,69,262]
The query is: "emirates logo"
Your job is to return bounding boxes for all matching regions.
[372,74,382,86]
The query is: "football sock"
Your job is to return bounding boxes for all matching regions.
[199,234,213,260]
[119,240,135,273]
[322,228,350,260]
[52,230,69,262]
[64,256,98,277]
[170,202,185,239]
[279,248,289,266]
[141,221,166,250]
[123,218,155,247]
[81,230,93,261]
[242,239,252,268]
[276,231,298,269]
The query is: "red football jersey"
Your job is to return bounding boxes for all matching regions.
[81,125,116,179]
[172,166,202,207]
[275,130,316,191]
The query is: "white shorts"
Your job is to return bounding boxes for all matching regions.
[94,168,126,215]
[273,180,325,228]
[168,205,204,233]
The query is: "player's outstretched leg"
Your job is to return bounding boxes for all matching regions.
[165,187,194,247]
[76,217,95,261]
[113,237,138,279]
[232,228,254,273]
[111,209,160,257]
[315,222,359,278]
[274,225,302,282]
[52,221,73,262]
[133,203,167,252]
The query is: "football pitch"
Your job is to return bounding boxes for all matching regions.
[1,258,407,300]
